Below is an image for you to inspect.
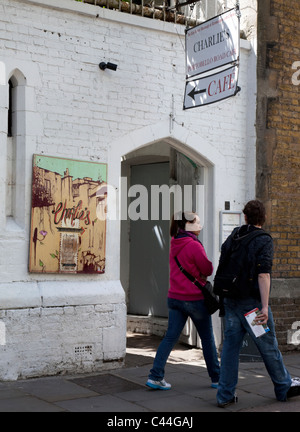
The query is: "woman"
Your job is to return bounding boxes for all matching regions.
[146,211,220,390]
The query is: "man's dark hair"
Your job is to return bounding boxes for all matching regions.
[243,199,266,226]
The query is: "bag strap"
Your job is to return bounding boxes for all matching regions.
[174,256,204,289]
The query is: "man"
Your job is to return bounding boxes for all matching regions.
[216,199,300,407]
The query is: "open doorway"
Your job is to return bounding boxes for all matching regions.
[129,162,170,318]
[120,141,209,346]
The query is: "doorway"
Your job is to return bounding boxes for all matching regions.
[129,162,170,318]
[121,142,207,345]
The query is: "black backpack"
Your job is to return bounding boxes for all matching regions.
[213,228,271,299]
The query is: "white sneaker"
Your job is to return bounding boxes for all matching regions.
[287,377,300,398]
[146,378,171,390]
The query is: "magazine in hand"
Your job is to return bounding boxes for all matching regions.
[244,308,270,338]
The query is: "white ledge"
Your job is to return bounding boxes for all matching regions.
[0,280,125,310]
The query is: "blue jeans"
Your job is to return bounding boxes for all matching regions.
[149,298,220,383]
[217,298,292,403]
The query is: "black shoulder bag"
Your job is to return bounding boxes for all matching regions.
[174,256,220,315]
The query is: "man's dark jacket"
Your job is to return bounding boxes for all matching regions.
[218,224,274,300]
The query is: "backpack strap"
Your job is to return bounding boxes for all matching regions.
[238,229,271,247]
[216,228,271,275]
[223,228,270,258]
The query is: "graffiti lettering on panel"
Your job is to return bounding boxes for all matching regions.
[29,155,107,274]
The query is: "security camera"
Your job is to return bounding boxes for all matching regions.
[99,62,118,71]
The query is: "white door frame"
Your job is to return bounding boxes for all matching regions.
[108,120,224,347]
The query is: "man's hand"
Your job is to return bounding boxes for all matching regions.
[254,307,269,325]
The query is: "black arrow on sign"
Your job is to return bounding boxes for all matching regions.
[188,87,206,100]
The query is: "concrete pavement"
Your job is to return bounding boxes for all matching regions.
[0,332,299,413]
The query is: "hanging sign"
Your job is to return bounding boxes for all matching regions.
[185,8,240,79]
[183,64,239,109]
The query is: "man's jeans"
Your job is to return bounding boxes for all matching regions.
[217,298,292,403]
[149,298,220,383]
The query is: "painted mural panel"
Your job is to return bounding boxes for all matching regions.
[29,154,107,274]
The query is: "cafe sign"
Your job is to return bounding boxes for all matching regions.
[183,64,239,109]
[185,8,240,79]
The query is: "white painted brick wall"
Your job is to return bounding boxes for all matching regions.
[0,281,126,380]
[2,304,109,379]
[0,0,257,379]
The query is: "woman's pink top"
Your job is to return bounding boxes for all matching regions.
[168,233,213,301]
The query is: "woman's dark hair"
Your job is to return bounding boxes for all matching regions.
[243,199,266,226]
[170,211,196,237]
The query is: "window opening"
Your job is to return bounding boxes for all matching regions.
[7,79,13,138]
[6,79,16,219]
[6,71,26,229]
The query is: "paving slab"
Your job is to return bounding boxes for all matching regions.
[0,395,65,412]
[9,377,98,402]
[54,394,149,412]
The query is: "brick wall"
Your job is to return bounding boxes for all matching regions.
[0,300,126,380]
[257,0,300,352]
[265,1,300,279]
[267,1,300,280]
[269,297,300,353]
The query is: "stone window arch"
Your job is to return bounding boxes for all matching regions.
[6,69,26,228]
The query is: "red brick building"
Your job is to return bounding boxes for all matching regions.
[257,0,300,352]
